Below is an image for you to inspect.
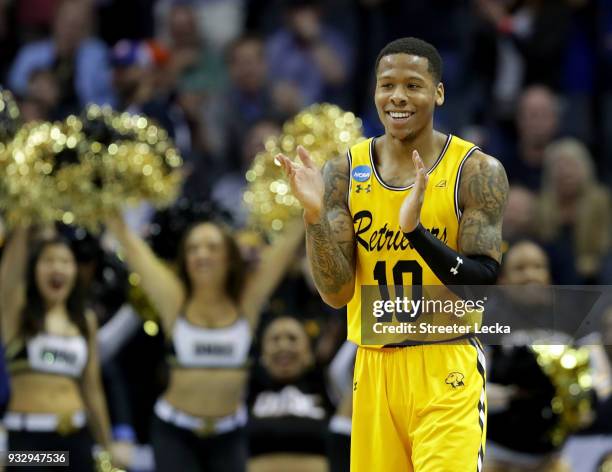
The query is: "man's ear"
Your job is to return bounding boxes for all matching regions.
[435,82,445,106]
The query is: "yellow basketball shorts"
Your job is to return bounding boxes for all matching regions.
[351,339,487,472]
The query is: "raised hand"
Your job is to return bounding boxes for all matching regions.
[399,150,429,233]
[276,145,325,223]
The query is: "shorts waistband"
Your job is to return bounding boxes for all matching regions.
[359,335,479,351]
[154,399,247,437]
[4,411,86,434]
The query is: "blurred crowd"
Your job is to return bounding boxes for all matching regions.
[1,0,612,471]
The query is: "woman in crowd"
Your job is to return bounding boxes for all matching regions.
[0,227,122,471]
[537,138,611,283]
[247,315,335,472]
[105,215,304,472]
[485,240,574,472]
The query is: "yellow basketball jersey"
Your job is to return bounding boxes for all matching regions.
[346,134,480,346]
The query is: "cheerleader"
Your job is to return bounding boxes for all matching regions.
[106,215,304,472]
[0,227,123,471]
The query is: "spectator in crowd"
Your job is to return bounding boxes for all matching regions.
[8,0,115,114]
[111,37,219,204]
[266,0,353,109]
[164,3,226,97]
[247,315,334,472]
[111,39,170,114]
[504,85,561,191]
[222,34,282,170]
[225,34,274,125]
[17,68,61,122]
[486,240,573,472]
[211,118,282,227]
[474,0,570,99]
[502,185,537,244]
[155,0,244,54]
[536,138,612,283]
[160,3,228,161]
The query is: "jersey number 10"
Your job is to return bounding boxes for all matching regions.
[372,260,423,322]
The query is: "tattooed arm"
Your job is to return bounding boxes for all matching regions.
[305,156,356,308]
[277,147,356,308]
[458,151,509,262]
[400,149,507,286]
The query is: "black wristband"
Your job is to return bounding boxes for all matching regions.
[404,224,499,286]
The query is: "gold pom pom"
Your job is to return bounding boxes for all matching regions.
[67,105,183,230]
[530,345,593,445]
[244,103,364,238]
[0,105,183,231]
[0,121,73,228]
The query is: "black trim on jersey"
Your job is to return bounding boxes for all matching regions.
[469,337,487,472]
[454,146,480,221]
[369,134,452,191]
[346,150,353,212]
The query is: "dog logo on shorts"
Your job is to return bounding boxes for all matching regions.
[445,372,465,389]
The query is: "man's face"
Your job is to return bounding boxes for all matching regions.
[229,40,266,93]
[113,65,146,98]
[53,1,90,55]
[502,187,535,240]
[517,87,559,147]
[374,54,443,141]
[169,6,199,49]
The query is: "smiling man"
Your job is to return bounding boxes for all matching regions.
[278,37,508,471]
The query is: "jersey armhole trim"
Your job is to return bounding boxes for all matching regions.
[454,146,481,221]
[346,149,353,213]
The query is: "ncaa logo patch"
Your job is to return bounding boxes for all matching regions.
[352,165,371,182]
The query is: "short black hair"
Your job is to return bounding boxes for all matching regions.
[375,37,443,83]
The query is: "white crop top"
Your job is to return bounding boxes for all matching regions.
[168,317,252,368]
[8,333,88,378]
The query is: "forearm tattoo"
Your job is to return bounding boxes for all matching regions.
[306,158,355,294]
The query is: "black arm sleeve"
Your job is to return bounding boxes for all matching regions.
[404,224,499,286]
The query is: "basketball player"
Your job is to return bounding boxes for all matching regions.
[278,37,508,471]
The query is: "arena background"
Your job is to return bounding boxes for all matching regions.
[1,0,612,471]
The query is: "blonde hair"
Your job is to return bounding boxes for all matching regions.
[537,138,611,277]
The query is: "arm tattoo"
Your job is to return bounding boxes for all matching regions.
[306,157,355,295]
[458,153,508,261]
